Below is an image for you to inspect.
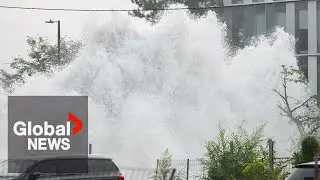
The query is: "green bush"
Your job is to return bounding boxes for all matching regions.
[293,136,320,166]
[202,124,269,180]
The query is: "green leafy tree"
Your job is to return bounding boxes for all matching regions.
[242,159,288,180]
[0,36,82,93]
[151,149,185,180]
[202,124,270,180]
[273,65,320,137]
[129,0,224,24]
[293,136,320,166]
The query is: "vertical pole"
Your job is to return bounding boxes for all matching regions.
[314,156,319,180]
[155,159,159,180]
[57,20,61,62]
[186,159,189,180]
[268,139,274,180]
[89,144,92,154]
[169,168,176,180]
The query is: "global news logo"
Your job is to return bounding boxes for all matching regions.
[12,112,83,151]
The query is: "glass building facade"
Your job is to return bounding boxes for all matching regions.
[219,0,320,95]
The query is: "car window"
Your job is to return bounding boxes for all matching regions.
[287,167,320,180]
[0,159,36,174]
[54,159,88,174]
[87,159,119,173]
[31,160,57,174]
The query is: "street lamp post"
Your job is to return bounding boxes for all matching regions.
[45,19,61,62]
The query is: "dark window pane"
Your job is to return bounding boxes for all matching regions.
[253,0,264,3]
[231,6,245,48]
[232,0,243,4]
[31,160,57,174]
[295,1,308,53]
[0,159,36,174]
[297,56,308,79]
[317,1,320,52]
[222,7,235,52]
[318,56,320,95]
[243,5,255,39]
[88,159,119,173]
[54,159,88,174]
[254,4,266,35]
[266,3,286,32]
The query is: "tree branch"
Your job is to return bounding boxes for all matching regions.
[291,96,316,113]
[307,125,320,135]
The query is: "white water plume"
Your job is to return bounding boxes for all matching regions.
[0,10,303,168]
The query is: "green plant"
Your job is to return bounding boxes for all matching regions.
[202,123,269,180]
[293,136,320,166]
[151,149,185,180]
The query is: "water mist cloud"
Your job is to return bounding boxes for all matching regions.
[0,10,302,166]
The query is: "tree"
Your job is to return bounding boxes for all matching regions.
[203,123,268,180]
[273,65,320,137]
[129,0,224,24]
[0,36,82,93]
[202,123,288,180]
[151,149,185,180]
[293,136,320,166]
[242,158,288,180]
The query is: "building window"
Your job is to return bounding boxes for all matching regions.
[253,0,265,3]
[243,6,255,39]
[232,0,244,4]
[317,0,320,52]
[297,56,308,79]
[318,56,320,95]
[231,6,245,48]
[295,1,308,54]
[266,3,286,33]
[254,4,266,35]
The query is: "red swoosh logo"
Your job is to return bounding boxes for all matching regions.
[68,112,82,135]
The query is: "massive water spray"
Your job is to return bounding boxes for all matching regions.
[0,10,304,167]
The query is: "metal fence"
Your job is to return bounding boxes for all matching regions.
[119,167,154,180]
[0,157,294,180]
[119,159,205,180]
[153,158,205,180]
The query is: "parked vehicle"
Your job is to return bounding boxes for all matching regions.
[0,154,124,180]
[287,161,319,180]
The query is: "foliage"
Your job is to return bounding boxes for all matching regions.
[273,65,320,137]
[202,124,272,180]
[202,123,290,180]
[242,159,289,180]
[242,160,286,180]
[293,136,320,166]
[129,0,224,24]
[151,149,185,180]
[0,36,82,93]
[242,159,269,180]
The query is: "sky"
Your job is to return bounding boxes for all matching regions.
[0,0,135,69]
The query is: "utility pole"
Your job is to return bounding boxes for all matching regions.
[314,156,319,180]
[89,144,92,154]
[57,20,60,62]
[45,19,61,62]
[268,139,274,180]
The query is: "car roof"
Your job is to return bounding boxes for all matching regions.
[9,154,113,162]
[296,160,320,167]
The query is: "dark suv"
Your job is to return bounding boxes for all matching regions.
[287,161,319,180]
[0,154,124,180]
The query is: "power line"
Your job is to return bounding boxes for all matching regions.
[0,0,306,12]
[0,5,219,12]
